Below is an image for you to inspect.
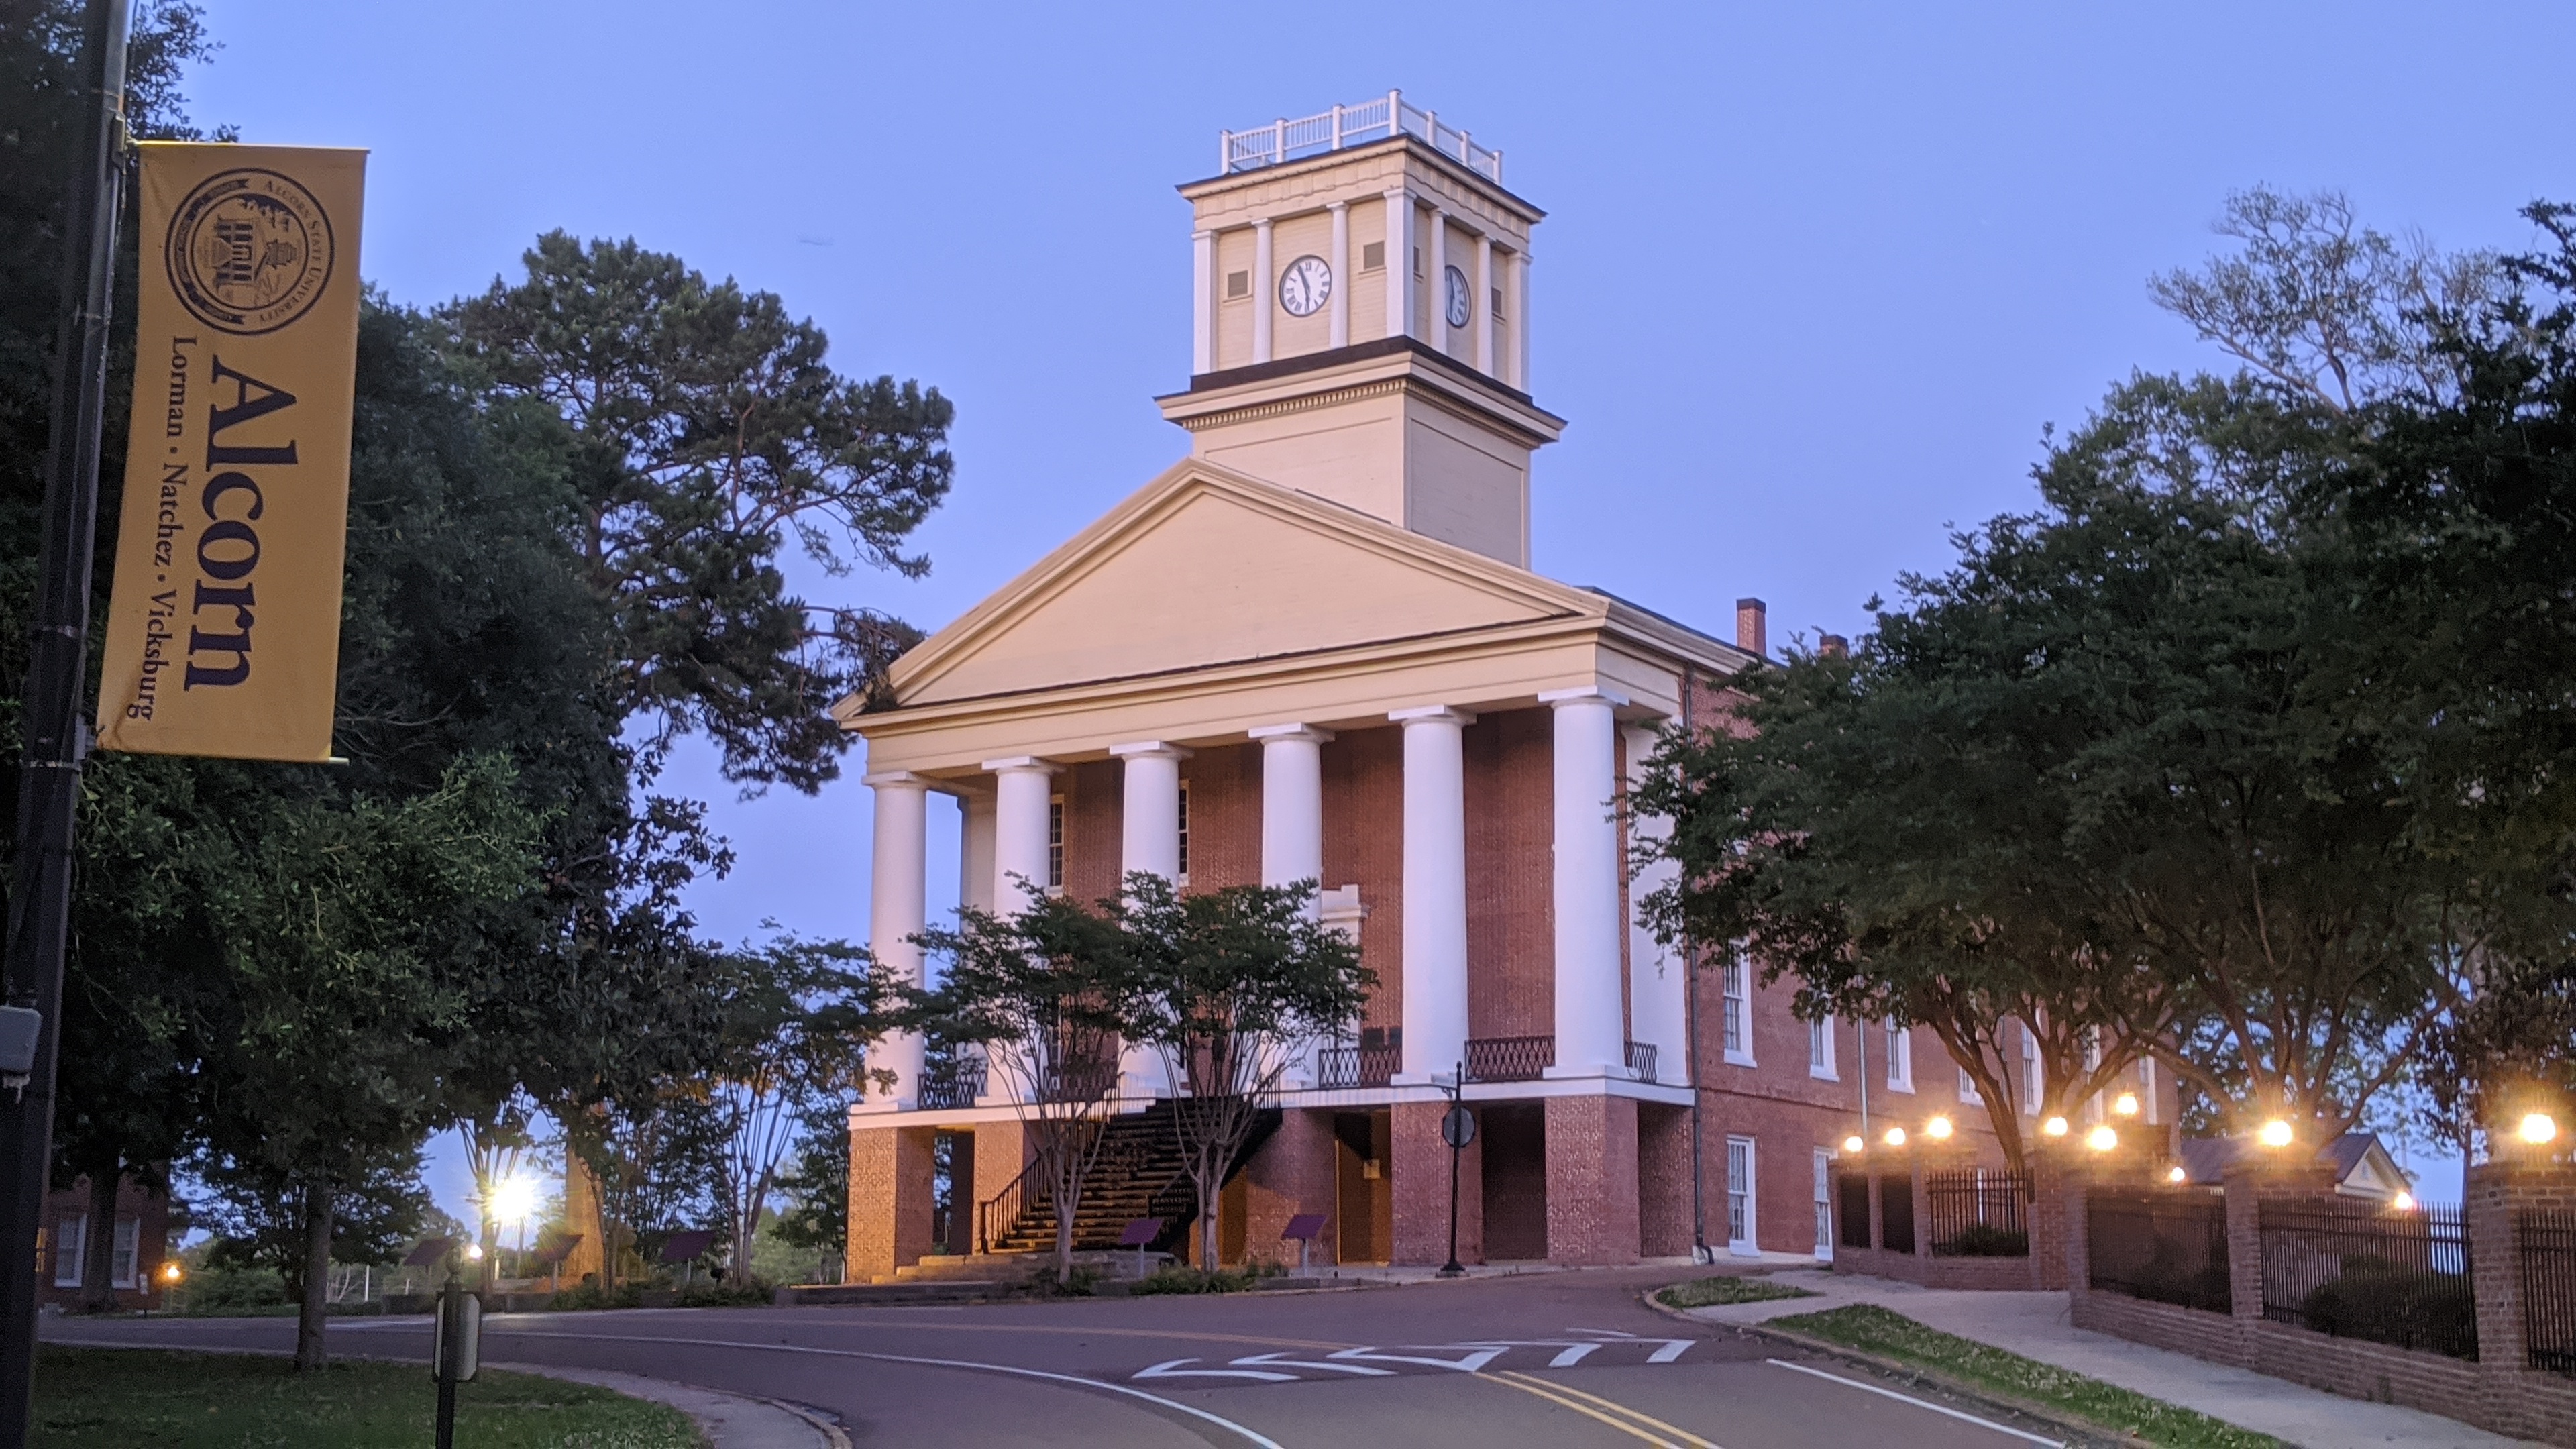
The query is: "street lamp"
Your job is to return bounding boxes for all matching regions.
[2086,1126,2118,1153]
[2257,1119,2295,1149]
[2518,1112,2559,1148]
[1882,1126,1907,1148]
[2112,1092,2139,1118]
[2041,1116,2069,1138]
[1841,1134,1865,1155]
[1924,1115,1953,1142]
[2390,1191,2418,1212]
[2165,1165,2187,1184]
[1431,1066,1472,1279]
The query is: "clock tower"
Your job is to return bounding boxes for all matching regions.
[1155,92,1562,569]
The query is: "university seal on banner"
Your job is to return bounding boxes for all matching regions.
[165,168,335,335]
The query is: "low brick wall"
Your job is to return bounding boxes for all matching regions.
[1833,1244,2037,1291]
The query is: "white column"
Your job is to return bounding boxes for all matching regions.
[1383,188,1411,341]
[1427,208,1450,354]
[1391,706,1472,1082]
[1250,724,1332,898]
[1621,722,1686,1085]
[1513,249,1531,389]
[865,771,929,1108]
[1190,229,1216,375]
[1326,203,1350,350]
[1474,233,1495,375]
[1111,741,1191,1099]
[1251,218,1275,364]
[984,756,1057,913]
[1542,688,1629,1079]
[961,790,997,915]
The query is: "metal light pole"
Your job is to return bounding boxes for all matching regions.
[1436,1063,1473,1279]
[0,3,129,1442]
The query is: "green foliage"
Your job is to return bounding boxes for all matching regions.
[169,1263,288,1315]
[1126,1262,1281,1295]
[2300,1257,2477,1360]
[1770,1304,2282,1448]
[1654,1274,1819,1308]
[1940,1224,2029,1258]
[1022,1262,1103,1297]
[32,1346,698,1448]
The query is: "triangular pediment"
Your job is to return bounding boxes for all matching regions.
[875,460,1599,710]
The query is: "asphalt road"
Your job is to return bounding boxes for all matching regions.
[45,1269,2072,1448]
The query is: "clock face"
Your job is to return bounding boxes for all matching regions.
[1443,264,1472,329]
[1278,255,1332,318]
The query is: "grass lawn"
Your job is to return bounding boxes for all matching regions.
[1655,1274,1821,1309]
[1768,1304,2282,1449]
[33,1346,702,1448]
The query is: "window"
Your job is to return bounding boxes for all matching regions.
[111,1217,139,1290]
[1813,1148,1834,1260]
[51,1215,83,1288]
[1957,1063,1983,1105]
[1807,1016,1837,1080]
[1224,270,1248,299]
[1046,795,1065,893]
[1361,240,1385,272]
[1725,1136,1757,1254]
[1884,1020,1913,1093]
[1721,951,1753,1065]
[2020,1024,2042,1115]
[2140,1057,2159,1124]
[1413,246,1424,277]
[1491,286,1505,319]
[1175,782,1191,881]
[2082,1028,2104,1122]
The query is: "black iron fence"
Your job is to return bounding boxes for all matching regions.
[2521,1209,2576,1377]
[1927,1168,2031,1257]
[1315,1043,1398,1089]
[2258,1198,2475,1360]
[1464,1034,1554,1083]
[1879,1173,1915,1254]
[2088,1189,2231,1313]
[917,1058,988,1111]
[1624,1040,1659,1083]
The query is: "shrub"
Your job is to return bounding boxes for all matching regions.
[1128,1265,1275,1295]
[547,1281,646,1311]
[1024,1263,1102,1297]
[1656,1275,1820,1309]
[2300,1260,2477,1359]
[1943,1224,2029,1257]
[173,1265,287,1314]
[676,1277,773,1308]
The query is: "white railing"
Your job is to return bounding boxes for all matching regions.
[1220,90,1503,184]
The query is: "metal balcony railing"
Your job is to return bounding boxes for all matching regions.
[1220,90,1503,183]
[916,1059,987,1111]
[1464,1034,1554,1083]
[1624,1040,1659,1083]
[1315,1043,1399,1089]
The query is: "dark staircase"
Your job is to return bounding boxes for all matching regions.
[979,1102,1281,1256]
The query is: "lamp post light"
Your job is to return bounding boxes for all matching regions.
[2518,1112,2559,1149]
[2085,1125,2118,1155]
[1924,1115,1953,1142]
[1841,1134,1865,1155]
[1882,1126,1907,1149]
[1432,1065,1472,1279]
[2112,1092,2139,1118]
[2257,1118,2295,1150]
[2041,1116,2070,1140]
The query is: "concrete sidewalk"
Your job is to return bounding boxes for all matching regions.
[1681,1269,2530,1448]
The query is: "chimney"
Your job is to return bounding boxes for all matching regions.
[1735,598,1767,658]
[1820,633,1848,658]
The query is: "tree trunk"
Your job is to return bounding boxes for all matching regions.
[294,1181,332,1371]
[78,1165,119,1312]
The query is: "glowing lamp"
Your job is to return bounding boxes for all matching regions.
[464,1242,485,1261]
[2165,1165,2187,1184]
[1883,1126,1908,1148]
[2257,1119,2294,1149]
[1925,1115,1954,1141]
[2086,1125,2118,1153]
[2113,1092,2139,1118]
[158,1260,183,1285]
[490,1173,540,1226]
[2519,1112,2559,1147]
[1842,1134,1866,1155]
[2390,1191,2417,1212]
[2041,1116,2069,1138]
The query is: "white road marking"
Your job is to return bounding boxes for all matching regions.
[1231,1352,1393,1376]
[1136,1357,1297,1383]
[1549,1343,1602,1367]
[1330,1344,1510,1372]
[1764,1359,2063,1447]
[1568,1327,1641,1338]
[1644,1339,1694,1364]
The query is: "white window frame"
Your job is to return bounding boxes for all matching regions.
[2021,1024,2043,1116]
[1725,1135,1758,1256]
[1807,1014,1837,1081]
[1957,1062,1982,1105]
[51,1214,84,1288]
[111,1216,139,1290]
[1813,1147,1835,1262]
[2082,1028,2104,1122]
[2140,1056,2159,1124]
[1175,780,1191,885]
[1884,1020,1913,1093]
[1046,794,1066,894]
[1721,950,1754,1066]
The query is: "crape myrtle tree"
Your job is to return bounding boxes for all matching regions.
[910,887,1132,1283]
[1114,875,1367,1271]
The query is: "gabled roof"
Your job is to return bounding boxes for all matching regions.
[848,459,1727,718]
[2177,1132,2416,1201]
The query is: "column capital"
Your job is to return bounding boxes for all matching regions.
[1538,686,1629,709]
[1192,227,1215,239]
[980,755,1061,775]
[1250,722,1335,744]
[1109,740,1194,761]
[1325,199,1348,214]
[1389,705,1476,727]
[862,769,930,788]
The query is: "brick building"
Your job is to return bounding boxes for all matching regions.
[840,95,2162,1278]
[40,1175,171,1310]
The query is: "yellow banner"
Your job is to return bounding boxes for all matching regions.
[95,144,366,761]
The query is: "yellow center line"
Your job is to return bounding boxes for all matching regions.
[1476,1369,1687,1448]
[1497,1370,1719,1448]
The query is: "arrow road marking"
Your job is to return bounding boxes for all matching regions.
[1329,1344,1511,1373]
[1548,1343,1602,1366]
[1231,1352,1393,1376]
[1134,1358,1297,1383]
[1644,1339,1694,1363]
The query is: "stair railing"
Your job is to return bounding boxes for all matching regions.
[975,1157,1050,1255]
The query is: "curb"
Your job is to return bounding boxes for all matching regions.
[500,1362,848,1449]
[1638,1285,2139,1448]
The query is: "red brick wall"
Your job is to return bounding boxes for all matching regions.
[849,1124,936,1280]
[1638,1103,1695,1258]
[1393,1098,1481,1265]
[1322,724,1405,1038]
[1063,759,1122,904]
[1179,742,1260,892]
[1480,1103,1549,1260]
[1464,708,1552,1042]
[1236,1108,1336,1269]
[42,1177,170,1310]
[1546,1093,1640,1265]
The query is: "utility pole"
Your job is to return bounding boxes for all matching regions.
[0,1,130,1441]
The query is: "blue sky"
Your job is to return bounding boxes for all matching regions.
[180,1,2573,1217]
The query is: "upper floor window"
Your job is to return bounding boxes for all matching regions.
[1361,240,1386,272]
[1721,950,1753,1065]
[1957,1063,1983,1105]
[1177,782,1191,881]
[1884,1020,1913,1093]
[2020,1023,2043,1115]
[1807,1016,1836,1080]
[1046,796,1066,893]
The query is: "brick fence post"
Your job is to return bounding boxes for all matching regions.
[1911,1152,1933,1264]
[1866,1161,1884,1253]
[2029,1142,2071,1291]
[2465,1161,2533,1375]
